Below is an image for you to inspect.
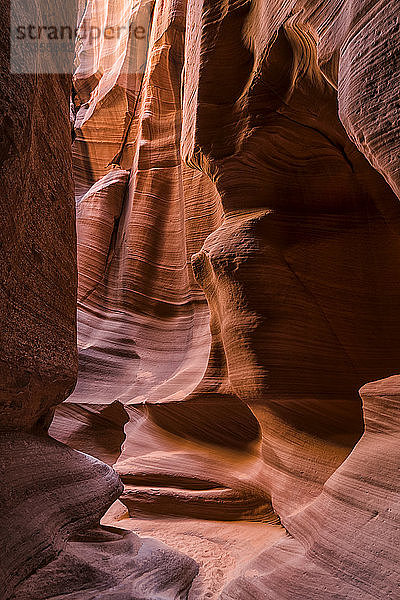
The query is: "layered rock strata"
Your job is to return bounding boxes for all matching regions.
[221,376,400,599]
[2,0,400,598]
[0,2,198,598]
[70,1,400,597]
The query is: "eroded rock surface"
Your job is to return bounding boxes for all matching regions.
[221,376,400,599]
[0,2,198,598]
[70,1,399,597]
[3,0,400,598]
[0,0,77,432]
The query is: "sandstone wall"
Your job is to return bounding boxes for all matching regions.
[2,0,399,598]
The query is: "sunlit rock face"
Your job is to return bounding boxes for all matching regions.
[70,0,222,415]
[2,0,399,598]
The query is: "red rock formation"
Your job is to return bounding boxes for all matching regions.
[104,2,400,530]
[63,0,223,473]
[0,2,198,598]
[221,376,400,599]
[69,1,222,413]
[58,3,400,598]
[83,1,400,596]
[3,0,400,598]
[0,6,77,432]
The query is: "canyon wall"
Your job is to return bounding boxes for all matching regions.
[1,0,399,598]
[65,0,400,597]
[0,2,197,599]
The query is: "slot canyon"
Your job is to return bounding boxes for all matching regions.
[1,0,399,598]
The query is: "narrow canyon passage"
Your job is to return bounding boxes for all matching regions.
[1,1,400,599]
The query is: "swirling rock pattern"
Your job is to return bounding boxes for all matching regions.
[2,0,400,598]
[0,433,197,600]
[96,1,399,597]
[0,433,122,599]
[101,0,400,525]
[70,0,222,414]
[221,376,400,599]
[0,2,198,599]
